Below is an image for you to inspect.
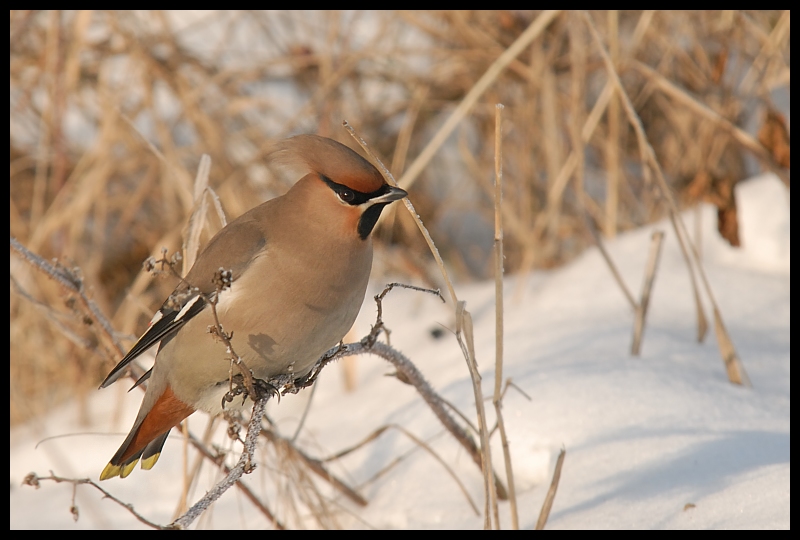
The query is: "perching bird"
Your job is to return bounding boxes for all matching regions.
[98,134,407,480]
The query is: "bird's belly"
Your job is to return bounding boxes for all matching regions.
[164,245,370,414]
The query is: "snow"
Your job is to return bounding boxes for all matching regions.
[9,173,789,529]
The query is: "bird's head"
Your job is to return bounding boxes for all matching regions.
[270,135,407,240]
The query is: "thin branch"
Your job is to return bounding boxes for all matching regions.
[184,431,285,529]
[22,471,163,529]
[343,121,459,308]
[171,396,268,529]
[10,236,125,355]
[290,381,318,444]
[501,378,532,402]
[323,423,478,516]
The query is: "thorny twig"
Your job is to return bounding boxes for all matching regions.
[22,471,163,529]
[369,282,444,347]
[287,282,509,503]
[185,429,286,529]
[171,397,268,529]
[348,284,508,501]
[10,237,126,358]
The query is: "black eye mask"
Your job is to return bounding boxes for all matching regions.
[320,174,392,206]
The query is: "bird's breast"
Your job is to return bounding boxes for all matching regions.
[189,240,371,388]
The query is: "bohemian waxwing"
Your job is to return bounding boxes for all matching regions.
[98,134,407,480]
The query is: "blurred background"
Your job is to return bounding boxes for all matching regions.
[9,10,789,427]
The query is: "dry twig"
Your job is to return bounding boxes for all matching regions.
[491,103,518,529]
[22,471,163,529]
[535,447,566,530]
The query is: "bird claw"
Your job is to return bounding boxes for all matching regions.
[253,378,281,402]
[221,373,280,409]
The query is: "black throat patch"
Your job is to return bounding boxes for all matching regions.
[358,203,389,240]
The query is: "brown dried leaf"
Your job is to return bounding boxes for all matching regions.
[758,109,791,170]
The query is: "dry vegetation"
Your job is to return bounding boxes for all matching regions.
[10,10,790,528]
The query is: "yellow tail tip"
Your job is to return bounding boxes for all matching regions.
[119,459,139,478]
[99,463,121,481]
[99,458,141,480]
[141,452,161,471]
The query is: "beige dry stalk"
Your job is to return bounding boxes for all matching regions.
[631,231,665,355]
[491,104,519,530]
[344,122,509,528]
[535,447,566,530]
[581,10,750,386]
[397,10,562,192]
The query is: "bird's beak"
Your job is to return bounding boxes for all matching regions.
[372,185,408,204]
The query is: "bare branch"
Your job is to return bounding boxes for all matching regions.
[10,237,125,355]
[22,471,163,529]
[171,396,268,529]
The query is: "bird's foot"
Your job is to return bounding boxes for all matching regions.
[222,373,280,409]
[252,377,281,402]
[222,373,246,409]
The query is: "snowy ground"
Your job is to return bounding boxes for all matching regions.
[10,173,789,529]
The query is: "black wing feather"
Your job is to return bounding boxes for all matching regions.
[98,294,207,389]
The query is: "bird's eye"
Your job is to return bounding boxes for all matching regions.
[338,189,355,203]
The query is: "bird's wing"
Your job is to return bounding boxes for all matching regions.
[99,214,269,389]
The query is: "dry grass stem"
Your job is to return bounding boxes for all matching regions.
[455,302,498,529]
[535,447,566,530]
[491,103,518,529]
[605,10,621,239]
[259,427,367,508]
[344,121,459,307]
[579,204,638,311]
[632,60,789,187]
[397,10,561,192]
[581,10,750,386]
[325,423,478,515]
[182,154,213,272]
[631,231,665,355]
[171,416,219,522]
[738,10,790,95]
